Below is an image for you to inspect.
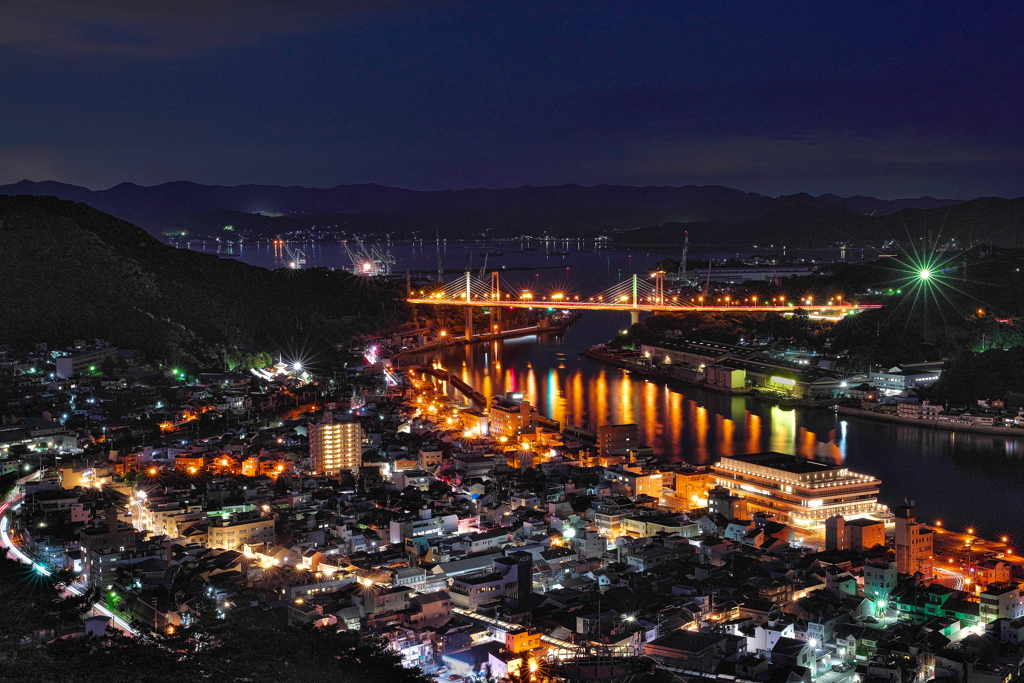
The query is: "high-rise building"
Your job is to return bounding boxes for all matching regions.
[309,416,363,476]
[894,505,933,578]
[598,423,640,458]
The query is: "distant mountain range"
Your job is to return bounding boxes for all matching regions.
[0,179,959,216]
[0,179,973,243]
[614,197,1024,248]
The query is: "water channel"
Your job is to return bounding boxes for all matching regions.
[222,240,1024,538]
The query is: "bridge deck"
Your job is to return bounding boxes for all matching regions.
[407,298,881,314]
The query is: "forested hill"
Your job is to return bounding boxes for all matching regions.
[0,196,406,366]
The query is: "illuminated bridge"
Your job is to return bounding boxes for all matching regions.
[408,272,882,339]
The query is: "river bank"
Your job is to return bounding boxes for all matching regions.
[835,405,1024,436]
[580,345,834,409]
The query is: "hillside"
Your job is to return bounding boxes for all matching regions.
[0,196,406,366]
[0,180,959,242]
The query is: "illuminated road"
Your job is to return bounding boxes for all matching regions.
[0,493,137,635]
[934,566,966,591]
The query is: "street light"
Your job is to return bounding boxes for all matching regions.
[919,269,931,280]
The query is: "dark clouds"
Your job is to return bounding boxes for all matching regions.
[0,0,450,57]
[0,1,1021,198]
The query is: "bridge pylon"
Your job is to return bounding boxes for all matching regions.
[490,271,501,334]
[630,274,640,325]
[464,271,474,340]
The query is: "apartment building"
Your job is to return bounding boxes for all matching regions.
[207,513,276,551]
[488,394,538,438]
[309,416,364,476]
[598,423,640,458]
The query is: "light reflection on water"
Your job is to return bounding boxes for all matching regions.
[222,243,1024,539]
[417,311,1024,537]
[425,323,847,464]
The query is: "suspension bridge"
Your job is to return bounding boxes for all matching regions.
[407,271,881,339]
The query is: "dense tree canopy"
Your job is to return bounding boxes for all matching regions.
[0,196,408,368]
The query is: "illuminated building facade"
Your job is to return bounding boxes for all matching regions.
[639,339,747,371]
[673,468,711,508]
[711,452,886,529]
[208,514,276,551]
[310,417,363,476]
[825,515,885,552]
[603,465,663,498]
[894,505,933,578]
[488,394,537,437]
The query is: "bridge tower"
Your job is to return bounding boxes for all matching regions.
[630,274,640,325]
[464,272,473,341]
[653,270,665,304]
[490,271,501,335]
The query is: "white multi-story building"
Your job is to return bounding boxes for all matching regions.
[711,452,886,529]
[894,505,933,578]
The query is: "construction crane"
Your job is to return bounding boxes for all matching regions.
[344,238,395,276]
[285,246,306,269]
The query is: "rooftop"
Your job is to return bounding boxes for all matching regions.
[723,452,841,475]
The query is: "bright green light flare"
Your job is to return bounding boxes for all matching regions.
[919,269,931,280]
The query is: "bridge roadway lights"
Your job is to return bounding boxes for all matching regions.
[408,299,879,312]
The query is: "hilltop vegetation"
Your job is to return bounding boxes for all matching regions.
[0,196,406,366]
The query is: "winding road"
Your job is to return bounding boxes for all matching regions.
[0,476,137,635]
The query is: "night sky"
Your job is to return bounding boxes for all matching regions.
[1,1,1022,198]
